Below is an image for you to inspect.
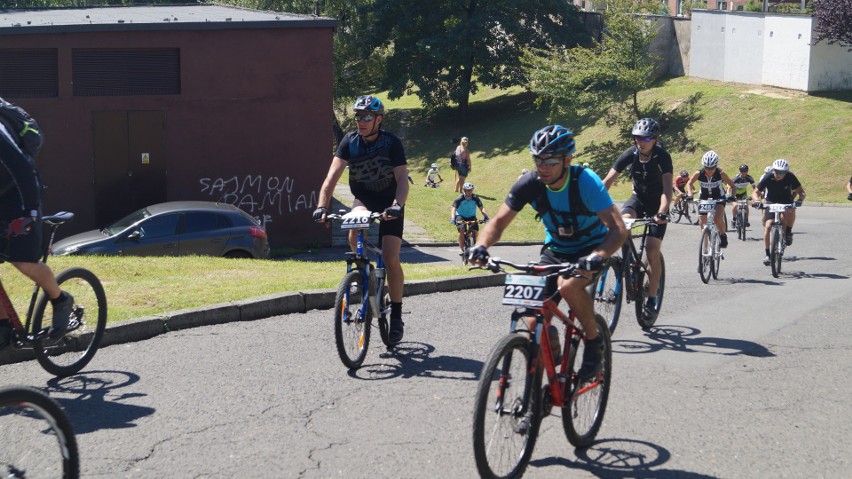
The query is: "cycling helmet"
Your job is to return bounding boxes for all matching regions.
[631,118,660,137]
[353,95,384,114]
[772,159,789,172]
[431,163,438,168]
[679,170,689,177]
[701,150,720,168]
[764,166,772,174]
[739,164,749,172]
[529,125,576,157]
[521,168,530,175]
[463,182,474,191]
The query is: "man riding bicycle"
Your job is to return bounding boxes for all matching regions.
[470,125,627,380]
[687,151,736,247]
[0,119,74,349]
[730,164,755,228]
[602,118,670,321]
[450,182,489,255]
[313,95,410,345]
[425,163,443,187]
[752,159,805,265]
[672,170,691,209]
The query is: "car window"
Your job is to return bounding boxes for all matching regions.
[138,214,179,239]
[183,212,230,234]
[107,207,151,235]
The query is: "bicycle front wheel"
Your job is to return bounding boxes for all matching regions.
[472,334,542,479]
[562,314,612,448]
[0,385,80,479]
[770,227,783,278]
[737,211,746,241]
[334,270,370,369]
[635,253,665,330]
[698,228,712,284]
[34,267,108,378]
[590,258,623,334]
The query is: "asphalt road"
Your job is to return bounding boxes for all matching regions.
[2,205,851,478]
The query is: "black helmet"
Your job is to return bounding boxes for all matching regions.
[739,164,749,172]
[631,118,660,137]
[529,125,576,157]
[353,95,384,114]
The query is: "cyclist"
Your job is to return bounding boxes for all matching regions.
[602,118,671,321]
[0,120,74,349]
[730,164,755,228]
[686,151,736,248]
[847,175,851,201]
[752,159,805,265]
[313,95,410,345]
[424,162,443,187]
[450,182,489,255]
[672,169,691,210]
[470,125,627,380]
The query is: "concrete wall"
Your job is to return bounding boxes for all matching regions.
[762,15,812,90]
[724,13,764,84]
[689,11,726,80]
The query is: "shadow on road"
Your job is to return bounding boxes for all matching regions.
[346,341,483,381]
[612,325,774,358]
[45,370,155,434]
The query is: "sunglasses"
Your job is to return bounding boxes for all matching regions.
[773,169,787,175]
[704,166,716,170]
[533,155,564,167]
[634,136,655,143]
[355,114,375,123]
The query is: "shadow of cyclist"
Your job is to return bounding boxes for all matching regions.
[612,325,774,358]
[346,341,483,381]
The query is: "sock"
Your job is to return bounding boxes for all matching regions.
[646,296,657,308]
[765,249,770,257]
[49,291,67,306]
[391,302,402,320]
[786,226,792,234]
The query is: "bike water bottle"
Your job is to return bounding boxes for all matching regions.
[547,324,561,363]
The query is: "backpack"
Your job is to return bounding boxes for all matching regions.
[450,152,457,170]
[533,165,601,242]
[0,97,44,159]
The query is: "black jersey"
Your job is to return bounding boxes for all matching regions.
[757,171,802,204]
[0,123,42,220]
[612,144,673,197]
[696,168,726,200]
[335,130,407,209]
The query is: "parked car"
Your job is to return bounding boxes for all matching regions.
[51,201,270,259]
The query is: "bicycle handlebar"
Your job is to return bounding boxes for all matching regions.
[474,256,579,278]
[325,211,384,222]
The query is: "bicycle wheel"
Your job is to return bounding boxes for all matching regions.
[635,254,665,330]
[0,385,80,479]
[33,267,108,378]
[463,233,474,266]
[377,286,392,348]
[562,314,611,448]
[590,258,623,334]
[472,334,542,479]
[698,228,712,284]
[711,231,721,280]
[333,270,370,369]
[737,211,746,241]
[688,202,697,224]
[770,227,783,278]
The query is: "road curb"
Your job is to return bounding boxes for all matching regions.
[0,273,506,367]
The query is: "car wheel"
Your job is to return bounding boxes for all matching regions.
[224,250,253,259]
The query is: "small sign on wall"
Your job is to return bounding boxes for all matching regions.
[141,153,150,164]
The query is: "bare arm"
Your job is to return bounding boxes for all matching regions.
[659,172,673,215]
[721,172,736,196]
[474,203,518,249]
[590,205,628,258]
[602,168,620,190]
[393,164,410,206]
[316,156,348,211]
[686,172,699,196]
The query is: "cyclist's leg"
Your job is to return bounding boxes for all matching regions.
[347,201,370,253]
[645,236,663,297]
[379,216,406,343]
[713,203,726,233]
[456,223,465,251]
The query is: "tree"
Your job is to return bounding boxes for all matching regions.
[362,0,588,116]
[812,0,852,50]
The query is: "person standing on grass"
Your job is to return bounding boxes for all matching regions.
[453,136,471,193]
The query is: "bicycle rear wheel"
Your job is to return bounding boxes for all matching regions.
[698,228,712,284]
[737,211,746,241]
[33,267,108,378]
[635,254,665,330]
[711,231,721,280]
[562,314,612,448]
[463,233,474,266]
[472,333,542,479]
[377,287,392,348]
[334,270,370,369]
[0,385,79,479]
[590,258,623,334]
[770,227,783,278]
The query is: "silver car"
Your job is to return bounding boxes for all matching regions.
[52,201,270,259]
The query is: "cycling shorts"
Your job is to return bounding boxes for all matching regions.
[622,194,667,240]
[455,216,479,233]
[735,192,749,200]
[538,244,602,302]
[353,197,405,241]
[0,217,43,263]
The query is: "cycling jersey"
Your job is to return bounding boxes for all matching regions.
[335,129,407,211]
[758,171,802,204]
[453,193,483,218]
[505,168,613,254]
[732,173,755,197]
[0,123,41,219]
[426,168,441,183]
[674,176,689,191]
[696,168,725,200]
[612,144,673,197]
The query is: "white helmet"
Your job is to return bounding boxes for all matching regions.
[521,168,529,175]
[772,159,789,172]
[463,182,474,191]
[701,150,719,168]
[431,163,438,168]
[764,166,772,174]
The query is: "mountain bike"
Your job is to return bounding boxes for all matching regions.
[2,212,108,377]
[472,257,611,479]
[697,200,726,284]
[456,218,486,265]
[0,384,80,478]
[734,198,749,241]
[326,211,392,369]
[760,203,796,278]
[670,193,694,224]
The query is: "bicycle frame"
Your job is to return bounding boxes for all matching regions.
[345,224,386,321]
[621,217,654,299]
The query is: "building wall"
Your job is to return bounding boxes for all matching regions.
[761,15,812,89]
[689,11,727,80]
[724,13,764,84]
[1,26,334,248]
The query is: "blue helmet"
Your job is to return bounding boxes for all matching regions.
[529,125,576,157]
[353,95,384,114]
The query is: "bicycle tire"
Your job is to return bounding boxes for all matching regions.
[671,203,682,224]
[737,211,746,241]
[377,288,392,348]
[0,385,80,479]
[562,314,612,448]
[635,253,665,330]
[33,267,108,378]
[472,333,542,479]
[333,270,370,369]
[698,228,712,284]
[463,233,474,266]
[711,230,721,280]
[770,227,782,278]
[590,259,623,334]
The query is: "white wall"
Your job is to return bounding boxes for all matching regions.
[808,26,852,91]
[762,15,812,90]
[724,14,764,85]
[689,11,726,81]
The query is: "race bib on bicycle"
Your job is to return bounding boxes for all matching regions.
[502,275,547,308]
[768,204,787,213]
[340,211,372,230]
[698,201,716,214]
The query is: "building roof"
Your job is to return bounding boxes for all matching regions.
[0,4,336,36]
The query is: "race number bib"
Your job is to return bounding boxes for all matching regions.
[698,201,717,214]
[768,204,787,213]
[340,211,372,230]
[502,275,547,308]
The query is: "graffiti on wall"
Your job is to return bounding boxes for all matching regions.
[198,175,317,216]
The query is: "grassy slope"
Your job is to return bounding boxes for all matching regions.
[383,78,851,243]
